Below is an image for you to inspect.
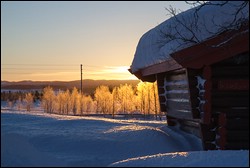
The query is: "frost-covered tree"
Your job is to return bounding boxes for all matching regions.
[117,84,135,114]
[78,94,94,115]
[16,96,23,110]
[136,82,160,117]
[64,89,71,115]
[24,92,33,112]
[42,86,55,113]
[56,90,65,114]
[137,82,147,115]
[78,94,84,115]
[152,82,161,120]
[112,87,119,118]
[71,87,79,115]
[94,85,112,115]
[84,95,94,113]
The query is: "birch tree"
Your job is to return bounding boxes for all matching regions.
[71,87,78,115]
[94,85,112,115]
[24,93,33,112]
[42,86,55,113]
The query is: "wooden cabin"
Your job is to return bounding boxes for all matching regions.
[129,2,249,150]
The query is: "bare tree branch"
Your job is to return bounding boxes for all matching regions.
[157,1,248,51]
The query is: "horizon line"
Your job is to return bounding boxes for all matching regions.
[1,78,140,83]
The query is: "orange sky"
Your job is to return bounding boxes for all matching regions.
[1,1,190,81]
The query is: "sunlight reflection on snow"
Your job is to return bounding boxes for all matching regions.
[104,125,169,136]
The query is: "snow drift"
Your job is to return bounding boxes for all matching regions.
[1,110,249,167]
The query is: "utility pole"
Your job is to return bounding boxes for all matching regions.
[80,64,83,94]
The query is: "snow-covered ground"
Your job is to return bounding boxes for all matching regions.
[1,109,249,167]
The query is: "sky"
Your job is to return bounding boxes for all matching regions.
[1,1,191,81]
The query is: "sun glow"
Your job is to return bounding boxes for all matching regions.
[85,66,137,80]
[1,65,138,81]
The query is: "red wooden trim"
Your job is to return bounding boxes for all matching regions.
[218,113,227,127]
[171,25,249,69]
[130,59,182,82]
[141,59,182,76]
[218,113,227,150]
[128,69,142,79]
[218,127,226,150]
[217,79,249,91]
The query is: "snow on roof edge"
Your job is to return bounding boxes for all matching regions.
[130,1,249,73]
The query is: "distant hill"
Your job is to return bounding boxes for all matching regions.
[1,80,140,95]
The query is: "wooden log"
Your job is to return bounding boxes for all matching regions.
[189,87,199,97]
[192,109,201,118]
[212,96,249,107]
[165,84,189,90]
[212,108,249,118]
[180,124,201,138]
[159,95,166,103]
[156,73,165,86]
[188,78,198,87]
[190,97,200,108]
[200,123,217,150]
[201,131,216,142]
[157,87,165,95]
[203,66,212,124]
[211,51,249,66]
[187,73,200,119]
[166,115,177,126]
[166,93,190,100]
[218,64,249,71]
[218,113,227,127]
[166,100,191,111]
[225,142,249,150]
[165,73,187,81]
[166,68,186,75]
[187,68,202,78]
[203,142,217,150]
[225,118,249,130]
[213,79,249,91]
[212,90,249,97]
[226,130,249,141]
[167,110,193,120]
[179,119,201,138]
[217,127,226,150]
[160,103,166,112]
[218,113,249,130]
[225,109,249,118]
[141,60,182,77]
[212,66,249,78]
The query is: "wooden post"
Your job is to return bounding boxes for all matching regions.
[80,64,83,94]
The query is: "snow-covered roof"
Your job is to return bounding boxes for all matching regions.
[130,1,249,73]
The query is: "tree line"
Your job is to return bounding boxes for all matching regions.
[1,82,163,119]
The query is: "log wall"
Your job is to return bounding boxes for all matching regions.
[201,52,249,150]
[157,69,193,121]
